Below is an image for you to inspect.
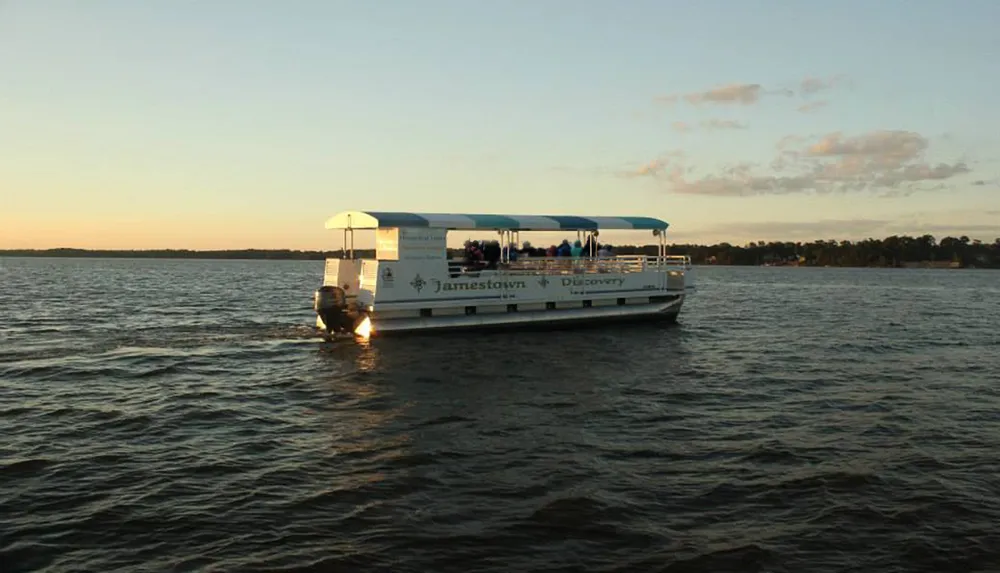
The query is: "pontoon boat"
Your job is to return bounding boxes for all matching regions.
[313,211,693,338]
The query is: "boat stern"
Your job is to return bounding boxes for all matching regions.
[314,258,379,339]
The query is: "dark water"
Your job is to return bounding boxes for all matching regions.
[2,258,999,572]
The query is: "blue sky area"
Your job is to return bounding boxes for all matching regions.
[2,0,998,249]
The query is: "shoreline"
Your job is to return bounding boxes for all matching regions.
[1,249,994,269]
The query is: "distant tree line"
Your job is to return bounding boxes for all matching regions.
[632,234,1000,268]
[2,235,998,267]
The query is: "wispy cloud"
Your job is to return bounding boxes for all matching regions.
[708,219,892,240]
[618,150,686,179]
[799,75,847,95]
[634,159,670,177]
[700,119,747,130]
[686,83,762,105]
[624,130,973,196]
[797,101,829,113]
[887,222,1000,235]
[658,83,762,106]
[669,119,747,132]
[775,134,808,150]
[657,75,849,108]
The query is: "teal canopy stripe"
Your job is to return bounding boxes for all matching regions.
[364,212,430,227]
[545,215,599,230]
[620,216,671,230]
[325,211,669,231]
[465,214,523,229]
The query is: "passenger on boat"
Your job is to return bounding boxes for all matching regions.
[570,240,583,257]
[464,240,484,270]
[546,245,557,257]
[503,243,519,262]
[595,243,614,272]
[483,240,502,269]
[557,240,572,257]
[519,241,533,258]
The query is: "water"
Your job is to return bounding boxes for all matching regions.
[2,258,999,572]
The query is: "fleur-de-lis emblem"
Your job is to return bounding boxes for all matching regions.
[410,274,426,293]
[538,276,549,288]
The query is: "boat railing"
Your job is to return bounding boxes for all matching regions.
[447,255,690,276]
[661,255,693,269]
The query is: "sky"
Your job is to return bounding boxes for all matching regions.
[2,0,999,250]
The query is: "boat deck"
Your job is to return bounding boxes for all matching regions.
[447,254,691,276]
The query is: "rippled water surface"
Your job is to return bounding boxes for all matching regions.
[2,258,999,572]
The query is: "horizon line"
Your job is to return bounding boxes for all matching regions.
[2,232,999,254]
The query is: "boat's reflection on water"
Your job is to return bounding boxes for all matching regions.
[315,333,379,372]
[316,318,690,377]
[312,321,693,425]
[307,322,693,514]
[310,338,410,475]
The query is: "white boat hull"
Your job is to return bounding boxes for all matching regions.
[318,294,684,336]
[315,244,693,339]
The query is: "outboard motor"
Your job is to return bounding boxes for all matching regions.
[314,285,353,337]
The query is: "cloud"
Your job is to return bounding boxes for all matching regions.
[768,88,796,98]
[618,150,686,179]
[797,101,829,113]
[633,159,670,177]
[799,75,846,95]
[686,83,762,105]
[665,218,893,243]
[971,178,1000,187]
[669,119,747,132]
[791,75,847,112]
[658,83,763,106]
[700,119,747,130]
[887,223,1000,235]
[625,130,973,196]
[721,219,892,239]
[806,131,926,160]
[775,134,808,150]
[657,75,848,108]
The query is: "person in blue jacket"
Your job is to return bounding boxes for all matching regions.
[557,240,572,257]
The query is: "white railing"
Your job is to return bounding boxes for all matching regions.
[662,255,693,269]
[447,255,691,276]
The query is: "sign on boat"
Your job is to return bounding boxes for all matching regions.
[312,211,694,339]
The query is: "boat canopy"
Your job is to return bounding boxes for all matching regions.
[325,211,669,231]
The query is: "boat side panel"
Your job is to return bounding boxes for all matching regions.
[369,296,684,336]
[366,259,687,307]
